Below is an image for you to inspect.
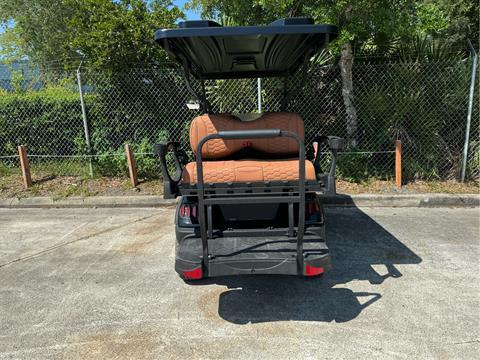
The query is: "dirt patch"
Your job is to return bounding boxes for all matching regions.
[337,179,479,194]
[0,175,164,199]
[63,327,162,360]
[197,287,225,324]
[119,216,171,255]
[0,174,478,199]
[118,237,158,255]
[63,324,231,359]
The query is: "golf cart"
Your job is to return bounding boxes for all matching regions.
[154,18,344,280]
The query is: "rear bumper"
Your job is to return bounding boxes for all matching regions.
[208,254,331,277]
[174,229,331,279]
[175,253,331,279]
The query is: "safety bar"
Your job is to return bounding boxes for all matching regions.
[217,129,281,139]
[195,129,306,271]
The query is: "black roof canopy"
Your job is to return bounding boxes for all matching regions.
[155,18,338,80]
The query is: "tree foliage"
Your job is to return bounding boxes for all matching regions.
[0,0,183,71]
[1,0,476,69]
[186,0,478,52]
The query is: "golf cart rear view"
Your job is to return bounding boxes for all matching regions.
[153,17,344,281]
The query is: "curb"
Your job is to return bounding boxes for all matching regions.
[322,194,479,208]
[0,194,478,209]
[0,196,178,209]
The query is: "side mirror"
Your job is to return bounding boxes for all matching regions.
[328,136,345,151]
[154,142,183,199]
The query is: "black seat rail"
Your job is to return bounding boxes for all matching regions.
[195,129,306,272]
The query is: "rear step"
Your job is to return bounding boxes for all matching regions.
[175,234,331,279]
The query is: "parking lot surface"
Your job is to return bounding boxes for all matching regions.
[0,206,478,359]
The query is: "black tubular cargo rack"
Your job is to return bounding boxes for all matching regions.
[193,128,308,271]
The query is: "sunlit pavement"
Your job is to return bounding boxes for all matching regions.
[0,207,478,359]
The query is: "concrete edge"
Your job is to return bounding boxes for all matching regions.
[321,193,480,208]
[0,196,179,209]
[0,193,478,209]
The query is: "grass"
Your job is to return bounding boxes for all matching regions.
[0,172,478,199]
[54,182,98,200]
[1,159,478,198]
[0,172,165,199]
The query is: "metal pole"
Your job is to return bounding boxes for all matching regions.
[76,66,93,178]
[461,40,478,182]
[257,78,262,113]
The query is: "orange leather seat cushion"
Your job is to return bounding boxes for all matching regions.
[189,112,304,159]
[183,159,316,184]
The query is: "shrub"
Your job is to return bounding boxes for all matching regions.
[0,85,85,157]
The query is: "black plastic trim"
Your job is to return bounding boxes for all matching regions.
[156,24,338,40]
[153,142,183,199]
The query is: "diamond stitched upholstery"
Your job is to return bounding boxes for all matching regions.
[189,112,304,159]
[182,159,316,184]
[185,112,315,184]
[189,113,239,159]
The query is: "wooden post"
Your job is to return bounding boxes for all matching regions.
[18,145,32,189]
[395,140,402,188]
[125,144,138,188]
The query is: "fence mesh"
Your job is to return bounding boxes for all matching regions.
[0,59,478,183]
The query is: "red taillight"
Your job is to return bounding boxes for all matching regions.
[180,204,191,218]
[183,267,203,280]
[305,263,324,276]
[180,204,197,220]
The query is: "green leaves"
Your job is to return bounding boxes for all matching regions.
[66,0,183,71]
[185,0,477,54]
[0,0,184,71]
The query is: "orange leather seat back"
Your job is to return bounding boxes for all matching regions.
[183,159,316,184]
[189,112,304,159]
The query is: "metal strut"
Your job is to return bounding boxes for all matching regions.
[182,60,212,114]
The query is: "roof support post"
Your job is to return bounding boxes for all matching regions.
[182,61,211,114]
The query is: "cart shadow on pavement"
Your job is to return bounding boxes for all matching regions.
[193,204,422,324]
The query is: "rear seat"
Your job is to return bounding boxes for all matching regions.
[183,112,316,184]
[183,159,316,183]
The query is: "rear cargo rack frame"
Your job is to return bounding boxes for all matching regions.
[195,129,307,272]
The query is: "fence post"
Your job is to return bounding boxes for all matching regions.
[125,144,138,188]
[395,140,402,188]
[18,145,32,189]
[76,68,94,178]
[257,78,262,113]
[461,40,478,182]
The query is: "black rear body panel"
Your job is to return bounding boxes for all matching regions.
[174,194,331,278]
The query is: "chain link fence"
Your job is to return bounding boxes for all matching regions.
[0,58,478,184]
